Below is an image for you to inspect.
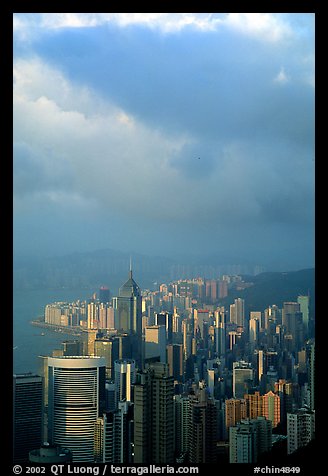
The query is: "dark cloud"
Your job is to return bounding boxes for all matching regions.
[13,14,315,270]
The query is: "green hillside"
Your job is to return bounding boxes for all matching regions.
[219,268,315,316]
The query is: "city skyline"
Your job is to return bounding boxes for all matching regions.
[12,11,316,469]
[13,13,314,270]
[13,267,315,465]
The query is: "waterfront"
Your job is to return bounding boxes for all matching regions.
[13,287,95,374]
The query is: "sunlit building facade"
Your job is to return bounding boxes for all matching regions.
[47,356,106,462]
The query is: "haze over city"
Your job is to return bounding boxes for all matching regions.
[12,13,317,470]
[13,13,314,270]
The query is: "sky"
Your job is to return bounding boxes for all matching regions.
[13,13,315,270]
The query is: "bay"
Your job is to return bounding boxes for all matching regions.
[13,287,96,374]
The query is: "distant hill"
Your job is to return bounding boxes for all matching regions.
[13,249,176,293]
[219,268,315,315]
[13,248,266,291]
[13,249,314,315]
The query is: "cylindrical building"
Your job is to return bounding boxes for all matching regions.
[47,356,106,462]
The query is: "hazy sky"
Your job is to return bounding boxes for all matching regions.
[13,13,315,269]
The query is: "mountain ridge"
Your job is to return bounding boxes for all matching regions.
[13,249,314,307]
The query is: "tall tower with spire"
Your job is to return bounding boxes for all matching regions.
[113,263,142,364]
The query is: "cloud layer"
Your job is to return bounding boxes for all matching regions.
[13,13,315,269]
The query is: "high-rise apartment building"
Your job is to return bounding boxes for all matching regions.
[99,286,110,303]
[215,322,226,357]
[133,362,174,464]
[13,374,43,463]
[264,306,281,331]
[244,391,262,420]
[47,356,106,462]
[87,301,98,329]
[149,363,174,462]
[257,350,278,389]
[274,379,296,425]
[94,337,119,380]
[262,391,281,428]
[167,343,184,381]
[205,279,218,302]
[182,319,193,359]
[230,298,245,328]
[255,416,273,456]
[225,398,247,431]
[282,302,303,352]
[233,361,254,398]
[174,394,190,458]
[229,417,272,463]
[287,406,315,454]
[144,325,166,363]
[82,328,98,356]
[218,279,228,298]
[193,309,210,338]
[258,350,264,385]
[95,401,134,463]
[243,390,281,429]
[229,419,257,463]
[61,340,82,356]
[155,312,173,343]
[114,359,136,407]
[188,388,217,463]
[297,295,310,339]
[249,315,260,350]
[307,342,315,411]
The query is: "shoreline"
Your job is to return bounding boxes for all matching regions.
[30,319,83,337]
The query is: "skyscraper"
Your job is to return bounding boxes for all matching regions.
[249,314,260,350]
[87,301,98,329]
[274,379,295,426]
[144,325,166,363]
[307,342,315,411]
[113,268,142,337]
[287,406,315,454]
[297,295,310,339]
[99,286,110,303]
[182,319,193,359]
[225,398,247,431]
[282,302,303,352]
[188,388,217,463]
[229,417,272,463]
[262,391,281,428]
[133,362,174,464]
[244,391,262,420]
[13,374,43,463]
[62,340,82,356]
[47,356,106,462]
[95,401,134,463]
[155,312,173,343]
[174,394,190,458]
[229,419,258,463]
[114,359,136,407]
[233,361,254,398]
[94,337,119,380]
[167,343,183,381]
[113,268,142,365]
[230,298,245,328]
[82,328,98,356]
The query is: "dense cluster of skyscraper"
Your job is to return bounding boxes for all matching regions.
[13,269,315,464]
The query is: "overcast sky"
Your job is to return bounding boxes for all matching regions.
[13,13,315,270]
